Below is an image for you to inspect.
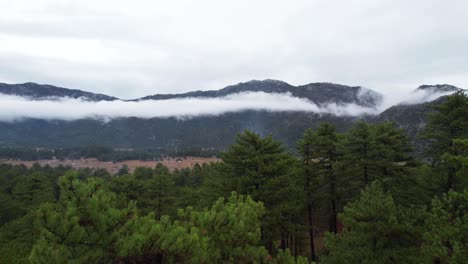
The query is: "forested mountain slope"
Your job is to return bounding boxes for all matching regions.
[0,80,464,152]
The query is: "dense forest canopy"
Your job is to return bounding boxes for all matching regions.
[0,92,467,263]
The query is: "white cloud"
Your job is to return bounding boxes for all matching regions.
[0,92,378,121]
[0,89,459,122]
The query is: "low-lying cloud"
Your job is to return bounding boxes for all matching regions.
[402,89,457,105]
[0,89,461,122]
[0,92,377,121]
[379,88,460,110]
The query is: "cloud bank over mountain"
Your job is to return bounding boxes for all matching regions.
[0,87,461,121]
[0,92,377,121]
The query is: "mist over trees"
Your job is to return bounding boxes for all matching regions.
[0,92,467,263]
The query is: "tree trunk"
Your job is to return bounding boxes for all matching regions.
[329,198,337,234]
[280,237,287,250]
[329,169,338,234]
[307,204,316,261]
[364,164,369,186]
[446,166,455,192]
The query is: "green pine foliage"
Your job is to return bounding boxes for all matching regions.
[422,190,468,263]
[303,123,341,234]
[272,249,310,264]
[340,120,374,187]
[177,192,269,263]
[323,183,424,264]
[29,171,139,263]
[423,91,468,192]
[0,92,467,263]
[12,173,55,210]
[221,130,300,249]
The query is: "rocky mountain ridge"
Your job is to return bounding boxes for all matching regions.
[0,80,464,151]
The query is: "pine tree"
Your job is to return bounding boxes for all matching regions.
[110,173,144,203]
[439,138,468,190]
[145,168,176,219]
[309,123,340,234]
[115,213,209,263]
[221,130,297,249]
[196,162,234,209]
[178,192,269,263]
[341,121,419,205]
[221,130,292,200]
[12,173,55,210]
[0,213,37,264]
[423,91,468,191]
[371,122,421,205]
[297,128,320,261]
[323,183,424,264]
[116,164,130,176]
[372,122,414,179]
[272,249,309,264]
[422,190,468,263]
[29,172,138,263]
[117,192,271,263]
[341,120,374,187]
[134,167,154,180]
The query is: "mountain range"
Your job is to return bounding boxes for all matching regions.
[0,80,464,153]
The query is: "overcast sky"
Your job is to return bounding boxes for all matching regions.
[0,0,467,99]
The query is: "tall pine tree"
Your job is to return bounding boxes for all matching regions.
[221,130,297,250]
[423,91,468,192]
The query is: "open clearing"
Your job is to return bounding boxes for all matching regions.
[1,157,220,174]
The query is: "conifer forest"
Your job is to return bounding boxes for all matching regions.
[1,92,467,263]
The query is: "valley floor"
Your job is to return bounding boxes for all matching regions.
[0,156,220,174]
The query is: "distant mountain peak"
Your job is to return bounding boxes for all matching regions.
[139,80,382,108]
[415,84,463,93]
[0,82,119,101]
[243,79,290,85]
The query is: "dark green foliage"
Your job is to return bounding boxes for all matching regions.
[422,190,468,263]
[118,164,177,218]
[134,167,154,180]
[340,121,422,206]
[424,92,468,161]
[29,172,138,263]
[439,138,468,191]
[28,173,278,264]
[221,130,292,199]
[340,120,374,187]
[110,173,144,202]
[0,98,467,263]
[304,123,341,234]
[423,91,468,191]
[221,130,300,249]
[342,121,415,184]
[116,164,129,176]
[142,167,176,218]
[372,122,415,177]
[271,249,309,264]
[323,183,424,264]
[0,213,37,264]
[297,123,342,260]
[0,191,24,224]
[194,162,233,209]
[12,173,55,210]
[177,192,269,263]
[116,213,210,263]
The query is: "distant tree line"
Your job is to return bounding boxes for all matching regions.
[0,146,219,162]
[0,92,466,263]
